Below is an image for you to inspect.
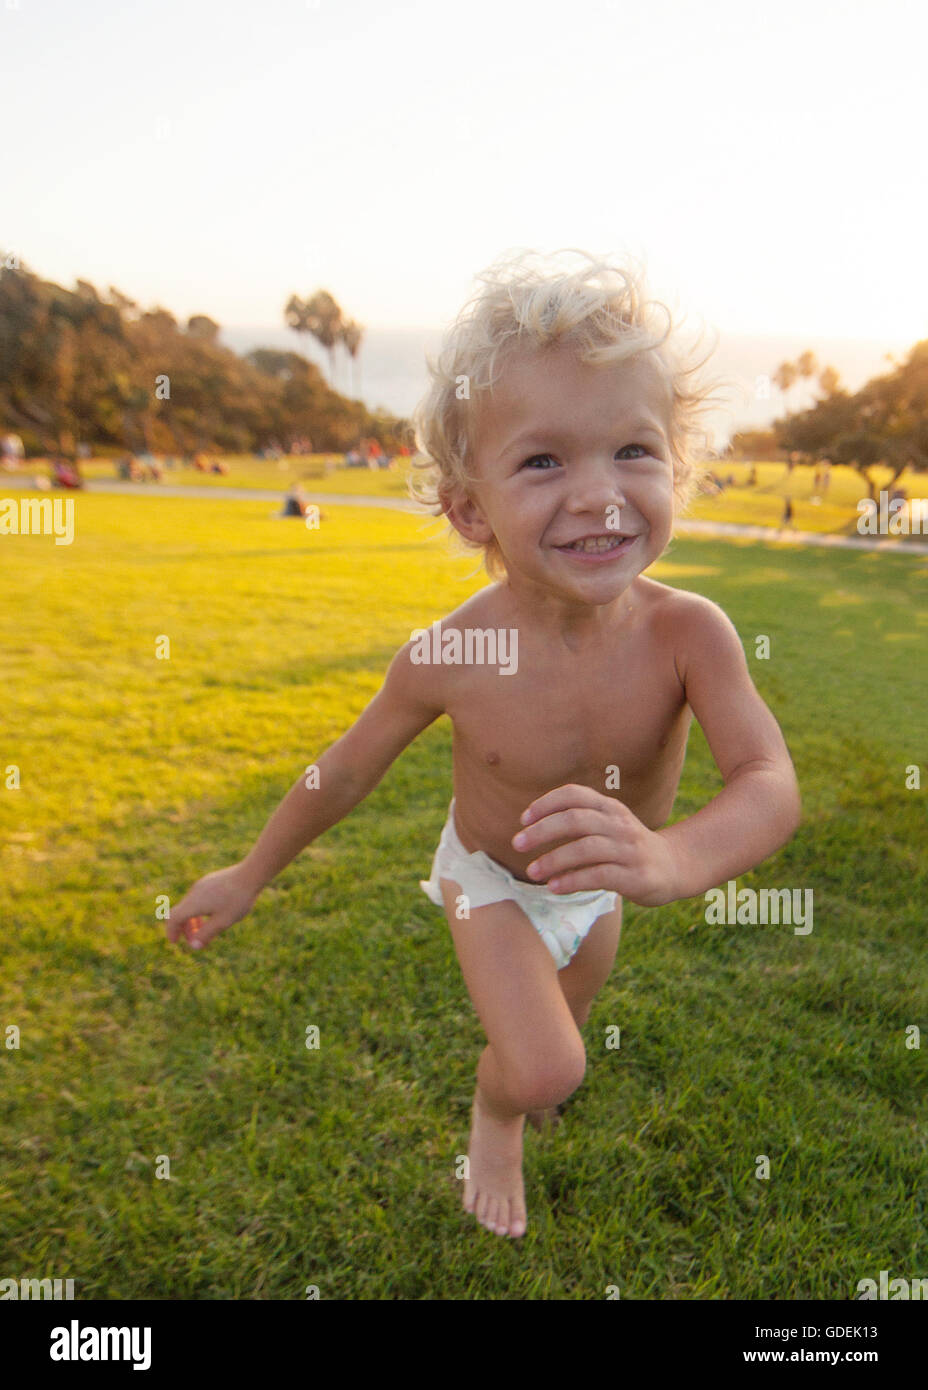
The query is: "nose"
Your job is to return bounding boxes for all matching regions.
[564,455,627,516]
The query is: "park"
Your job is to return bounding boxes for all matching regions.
[1,461,924,1298]
[1,0,926,1328]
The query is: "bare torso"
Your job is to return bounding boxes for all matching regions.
[437,577,694,881]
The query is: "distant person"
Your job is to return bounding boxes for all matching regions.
[1,433,25,470]
[280,484,307,518]
[52,456,83,489]
[781,497,794,527]
[748,466,758,487]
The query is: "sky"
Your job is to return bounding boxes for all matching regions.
[2,0,927,350]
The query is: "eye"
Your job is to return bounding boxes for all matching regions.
[520,453,559,470]
[616,444,651,459]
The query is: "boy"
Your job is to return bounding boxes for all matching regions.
[168,250,801,1240]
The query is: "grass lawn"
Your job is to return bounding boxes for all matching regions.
[1,493,926,1298]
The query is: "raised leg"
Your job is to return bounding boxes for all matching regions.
[528,898,623,1131]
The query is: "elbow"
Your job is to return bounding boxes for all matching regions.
[782,771,802,840]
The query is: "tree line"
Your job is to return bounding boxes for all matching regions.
[0,255,406,458]
[733,343,928,497]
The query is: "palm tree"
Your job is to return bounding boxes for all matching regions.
[340,319,364,399]
[818,365,840,397]
[773,361,798,415]
[303,291,344,388]
[285,293,311,365]
[796,350,818,411]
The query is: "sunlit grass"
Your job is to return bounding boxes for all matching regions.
[1,495,925,1298]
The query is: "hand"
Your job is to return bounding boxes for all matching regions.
[165,863,259,951]
[511,784,680,907]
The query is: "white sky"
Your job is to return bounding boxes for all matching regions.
[2,0,927,342]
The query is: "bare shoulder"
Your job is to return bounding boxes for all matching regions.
[391,584,507,714]
[433,581,509,630]
[635,578,743,676]
[639,577,735,634]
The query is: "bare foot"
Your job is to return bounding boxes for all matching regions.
[463,1086,528,1238]
[527,1105,562,1134]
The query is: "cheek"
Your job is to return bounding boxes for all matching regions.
[629,469,674,506]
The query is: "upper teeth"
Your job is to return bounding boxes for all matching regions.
[565,535,626,552]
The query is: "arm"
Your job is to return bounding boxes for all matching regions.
[238,640,446,894]
[167,641,445,948]
[655,595,802,899]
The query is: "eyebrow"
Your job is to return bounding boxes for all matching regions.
[500,418,667,457]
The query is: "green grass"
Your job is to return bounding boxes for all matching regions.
[1,494,926,1299]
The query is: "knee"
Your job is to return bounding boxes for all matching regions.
[505,1045,586,1113]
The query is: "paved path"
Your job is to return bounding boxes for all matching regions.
[6,476,928,554]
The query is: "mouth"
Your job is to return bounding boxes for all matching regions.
[555,532,640,559]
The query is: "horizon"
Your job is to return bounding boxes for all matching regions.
[3,247,910,438]
[216,320,912,439]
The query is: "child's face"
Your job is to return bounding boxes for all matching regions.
[451,344,676,601]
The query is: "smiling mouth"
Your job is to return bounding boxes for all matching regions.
[556,533,639,554]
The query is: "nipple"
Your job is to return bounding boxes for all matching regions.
[486,750,500,765]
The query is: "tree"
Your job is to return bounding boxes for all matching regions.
[796,350,818,410]
[340,318,364,399]
[773,360,798,415]
[818,365,841,397]
[284,289,343,387]
[774,339,928,499]
[0,261,404,457]
[187,315,221,343]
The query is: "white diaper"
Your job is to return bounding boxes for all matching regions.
[420,798,619,970]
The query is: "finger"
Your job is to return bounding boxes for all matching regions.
[179,914,205,946]
[513,805,611,854]
[519,783,613,827]
[525,834,618,883]
[186,914,228,950]
[165,898,198,942]
[546,864,623,894]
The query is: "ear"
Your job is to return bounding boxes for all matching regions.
[443,486,494,545]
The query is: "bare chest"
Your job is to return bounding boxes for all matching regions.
[445,640,689,795]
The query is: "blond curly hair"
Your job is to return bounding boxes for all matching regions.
[408,247,731,580]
